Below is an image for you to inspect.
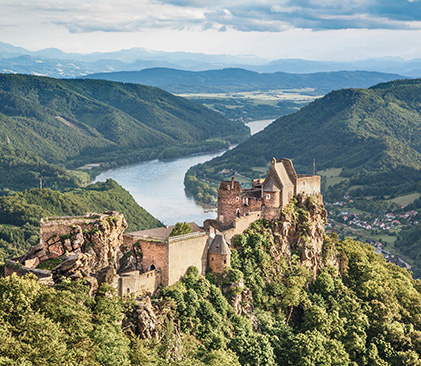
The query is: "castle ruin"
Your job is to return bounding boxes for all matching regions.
[5,157,321,297]
[217,158,321,227]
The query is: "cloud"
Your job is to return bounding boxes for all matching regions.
[1,0,421,35]
[158,0,421,32]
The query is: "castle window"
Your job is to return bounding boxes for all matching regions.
[212,258,214,262]
[266,194,271,199]
[127,288,130,293]
[236,196,239,201]
[149,264,156,271]
[224,259,227,264]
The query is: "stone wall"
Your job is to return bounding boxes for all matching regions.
[118,269,161,297]
[136,239,169,285]
[167,232,208,286]
[296,175,321,196]
[223,212,262,243]
[26,212,127,271]
[4,259,54,284]
[282,158,297,182]
[208,253,230,273]
[39,214,101,247]
[262,190,281,211]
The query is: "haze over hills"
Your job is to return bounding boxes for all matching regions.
[84,67,405,94]
[189,78,421,200]
[1,41,421,78]
[250,57,421,77]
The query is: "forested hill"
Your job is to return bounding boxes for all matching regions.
[0,73,248,170]
[84,67,404,94]
[191,78,421,199]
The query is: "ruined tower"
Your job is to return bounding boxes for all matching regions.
[217,158,321,228]
[208,234,231,273]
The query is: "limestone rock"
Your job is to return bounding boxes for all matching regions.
[272,195,337,276]
[136,297,158,339]
[97,266,117,286]
[224,278,259,331]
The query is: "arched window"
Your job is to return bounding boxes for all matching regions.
[149,264,156,271]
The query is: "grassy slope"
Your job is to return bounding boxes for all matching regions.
[0,145,90,191]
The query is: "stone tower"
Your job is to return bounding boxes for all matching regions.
[208,234,231,273]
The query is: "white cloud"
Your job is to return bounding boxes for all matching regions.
[1,0,421,60]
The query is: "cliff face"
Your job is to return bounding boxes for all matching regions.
[271,195,338,275]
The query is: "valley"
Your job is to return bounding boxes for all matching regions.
[177,88,317,121]
[92,119,274,225]
[0,50,421,366]
[2,2,421,365]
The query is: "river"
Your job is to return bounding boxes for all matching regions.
[93,119,274,225]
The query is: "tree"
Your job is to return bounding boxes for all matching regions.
[170,222,192,237]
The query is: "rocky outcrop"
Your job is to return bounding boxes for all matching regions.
[21,225,85,264]
[271,195,339,276]
[11,211,127,292]
[135,297,159,339]
[118,243,143,273]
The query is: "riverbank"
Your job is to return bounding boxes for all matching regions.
[183,119,276,208]
[93,119,275,225]
[78,138,233,179]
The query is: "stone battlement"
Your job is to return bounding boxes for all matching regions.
[217,158,321,227]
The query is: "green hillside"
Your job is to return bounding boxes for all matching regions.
[189,78,421,201]
[0,73,249,170]
[396,222,421,278]
[0,179,162,265]
[0,145,90,191]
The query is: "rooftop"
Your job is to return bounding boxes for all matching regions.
[126,222,204,241]
[208,234,231,255]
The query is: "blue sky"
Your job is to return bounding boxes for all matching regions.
[1,0,421,60]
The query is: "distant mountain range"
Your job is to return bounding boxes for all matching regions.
[1,41,421,78]
[191,78,421,199]
[84,68,405,94]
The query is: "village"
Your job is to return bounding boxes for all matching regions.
[324,198,419,269]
